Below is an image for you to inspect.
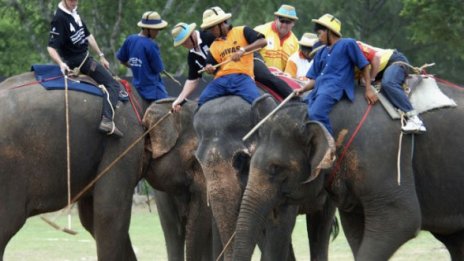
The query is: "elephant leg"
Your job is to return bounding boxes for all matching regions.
[261,205,298,261]
[78,196,94,236]
[185,178,212,261]
[93,167,137,261]
[432,231,464,260]
[0,196,27,259]
[154,190,185,261]
[355,197,421,260]
[306,199,337,261]
[339,207,364,255]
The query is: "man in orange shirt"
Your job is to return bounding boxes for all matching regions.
[197,7,267,106]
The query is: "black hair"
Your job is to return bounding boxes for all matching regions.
[314,23,327,32]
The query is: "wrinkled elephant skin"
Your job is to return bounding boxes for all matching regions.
[235,83,464,260]
[143,99,212,261]
[0,72,146,260]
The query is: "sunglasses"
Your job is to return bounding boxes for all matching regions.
[279,18,294,24]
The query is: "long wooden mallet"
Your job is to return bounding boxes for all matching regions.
[242,91,296,141]
[197,48,262,74]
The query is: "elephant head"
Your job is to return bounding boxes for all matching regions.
[233,101,335,260]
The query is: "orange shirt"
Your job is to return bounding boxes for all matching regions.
[209,26,254,79]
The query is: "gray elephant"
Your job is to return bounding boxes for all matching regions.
[194,94,337,260]
[142,98,213,261]
[233,83,464,260]
[0,72,146,260]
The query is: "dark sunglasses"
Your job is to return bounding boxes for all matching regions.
[279,18,294,24]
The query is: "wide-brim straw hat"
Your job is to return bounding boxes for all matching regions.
[312,13,342,37]
[274,4,298,20]
[137,11,168,30]
[299,33,319,47]
[200,7,232,29]
[171,23,196,47]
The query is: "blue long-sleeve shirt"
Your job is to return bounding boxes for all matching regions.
[307,38,368,102]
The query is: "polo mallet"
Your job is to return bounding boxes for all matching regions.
[242,91,296,141]
[40,74,77,235]
[162,70,182,87]
[197,48,262,74]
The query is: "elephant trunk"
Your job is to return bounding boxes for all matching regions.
[233,169,278,260]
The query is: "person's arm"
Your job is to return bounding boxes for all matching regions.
[295,79,315,95]
[370,52,381,80]
[47,46,70,74]
[232,27,267,62]
[87,34,109,69]
[172,79,199,112]
[362,66,378,105]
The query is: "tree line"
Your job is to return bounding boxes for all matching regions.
[0,0,462,83]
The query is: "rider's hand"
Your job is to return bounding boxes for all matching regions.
[204,64,216,74]
[365,88,378,105]
[59,62,70,75]
[294,87,306,96]
[171,98,186,113]
[100,56,110,70]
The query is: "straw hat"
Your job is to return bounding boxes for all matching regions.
[299,33,318,47]
[137,11,168,30]
[171,23,196,47]
[200,7,232,29]
[312,13,342,37]
[274,5,298,20]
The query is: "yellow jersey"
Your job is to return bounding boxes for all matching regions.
[254,21,299,71]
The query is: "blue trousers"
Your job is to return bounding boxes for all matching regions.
[381,52,414,113]
[306,92,338,136]
[198,74,260,107]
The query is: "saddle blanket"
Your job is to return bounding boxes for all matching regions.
[31,64,104,96]
[378,76,457,119]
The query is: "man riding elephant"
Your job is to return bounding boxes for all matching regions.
[47,0,123,136]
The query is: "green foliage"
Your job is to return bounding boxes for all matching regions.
[0,0,462,83]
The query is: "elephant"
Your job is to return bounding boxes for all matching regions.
[233,82,464,260]
[194,94,337,260]
[142,98,213,261]
[0,72,148,260]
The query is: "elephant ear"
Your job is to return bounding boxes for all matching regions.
[251,94,278,124]
[249,94,278,142]
[142,101,179,159]
[302,121,336,184]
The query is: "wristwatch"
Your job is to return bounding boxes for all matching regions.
[239,47,246,53]
[98,52,105,57]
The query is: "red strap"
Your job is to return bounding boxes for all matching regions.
[327,104,373,188]
[10,75,63,90]
[434,77,464,90]
[119,79,143,124]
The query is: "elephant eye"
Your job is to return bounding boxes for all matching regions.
[268,164,285,176]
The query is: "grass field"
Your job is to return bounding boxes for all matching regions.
[4,203,450,260]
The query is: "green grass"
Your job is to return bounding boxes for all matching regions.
[4,205,449,260]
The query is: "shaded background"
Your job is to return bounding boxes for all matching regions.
[0,0,462,84]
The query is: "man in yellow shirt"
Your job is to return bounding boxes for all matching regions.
[254,4,299,71]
